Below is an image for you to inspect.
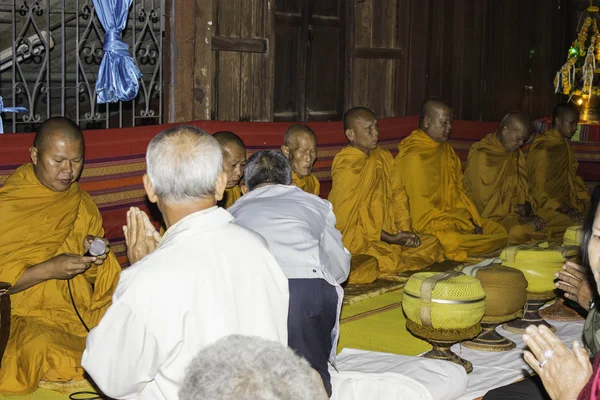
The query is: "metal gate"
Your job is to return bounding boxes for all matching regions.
[0,0,163,133]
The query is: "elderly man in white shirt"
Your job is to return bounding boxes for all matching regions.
[229,150,351,397]
[81,127,289,400]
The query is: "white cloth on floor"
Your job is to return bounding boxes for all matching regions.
[453,319,585,400]
[329,348,468,400]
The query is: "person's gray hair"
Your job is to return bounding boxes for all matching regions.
[244,150,292,192]
[180,335,326,400]
[146,125,222,203]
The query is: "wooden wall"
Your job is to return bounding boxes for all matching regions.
[165,0,571,122]
[348,0,568,121]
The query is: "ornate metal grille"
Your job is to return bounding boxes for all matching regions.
[0,0,163,133]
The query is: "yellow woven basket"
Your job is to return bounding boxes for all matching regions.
[563,225,584,247]
[403,272,486,330]
[500,244,579,294]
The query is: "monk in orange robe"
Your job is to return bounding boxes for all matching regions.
[527,103,590,241]
[0,118,121,395]
[281,124,320,196]
[464,112,547,244]
[328,107,443,280]
[214,131,246,208]
[394,99,507,261]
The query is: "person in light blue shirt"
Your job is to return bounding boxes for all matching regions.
[229,150,351,397]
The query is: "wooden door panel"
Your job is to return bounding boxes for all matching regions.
[273,24,303,120]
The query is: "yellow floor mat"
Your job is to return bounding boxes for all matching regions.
[338,289,432,356]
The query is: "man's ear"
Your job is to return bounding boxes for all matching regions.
[281,145,290,158]
[240,183,248,195]
[344,128,354,142]
[423,116,431,129]
[501,125,510,136]
[29,146,38,166]
[143,174,158,204]
[214,171,227,202]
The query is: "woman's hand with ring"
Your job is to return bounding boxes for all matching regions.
[523,325,592,400]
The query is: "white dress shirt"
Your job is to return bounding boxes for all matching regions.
[228,185,351,362]
[81,207,289,400]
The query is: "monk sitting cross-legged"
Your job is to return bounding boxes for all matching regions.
[328,107,443,281]
[526,103,590,241]
[281,124,320,196]
[213,131,246,208]
[394,99,508,261]
[0,117,121,395]
[464,112,547,245]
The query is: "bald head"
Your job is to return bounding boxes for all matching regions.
[29,117,85,192]
[282,124,317,177]
[343,107,379,155]
[497,112,531,152]
[553,103,579,139]
[213,131,246,188]
[343,107,375,131]
[33,117,84,153]
[419,98,453,143]
[283,124,316,146]
[213,131,245,150]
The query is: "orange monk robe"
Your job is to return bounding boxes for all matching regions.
[0,164,121,395]
[328,146,443,277]
[292,171,320,196]
[463,133,548,244]
[394,130,508,261]
[527,128,590,241]
[220,185,242,209]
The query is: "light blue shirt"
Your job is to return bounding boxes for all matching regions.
[229,184,351,362]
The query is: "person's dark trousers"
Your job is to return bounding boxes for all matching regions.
[483,375,550,400]
[287,278,338,398]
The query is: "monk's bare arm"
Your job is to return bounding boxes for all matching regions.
[11,254,97,294]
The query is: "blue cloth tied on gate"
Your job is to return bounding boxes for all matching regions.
[0,96,27,134]
[93,0,142,104]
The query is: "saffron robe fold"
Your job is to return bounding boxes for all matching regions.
[464,133,547,244]
[0,164,121,395]
[394,130,508,261]
[220,185,242,209]
[328,146,443,276]
[527,128,590,240]
[292,171,321,196]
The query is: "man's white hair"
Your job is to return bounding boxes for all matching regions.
[180,335,327,400]
[146,126,222,203]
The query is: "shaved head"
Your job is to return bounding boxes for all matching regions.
[343,107,375,131]
[213,131,246,188]
[497,112,532,152]
[33,117,84,153]
[282,124,317,177]
[419,98,453,143]
[500,112,531,130]
[419,98,451,126]
[29,117,85,192]
[343,107,379,155]
[283,124,316,147]
[552,103,580,139]
[213,131,245,150]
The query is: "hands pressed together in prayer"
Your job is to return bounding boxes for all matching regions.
[558,203,585,223]
[123,207,162,264]
[555,261,594,310]
[523,325,592,400]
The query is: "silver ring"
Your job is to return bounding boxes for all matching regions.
[543,349,554,359]
[539,359,549,368]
